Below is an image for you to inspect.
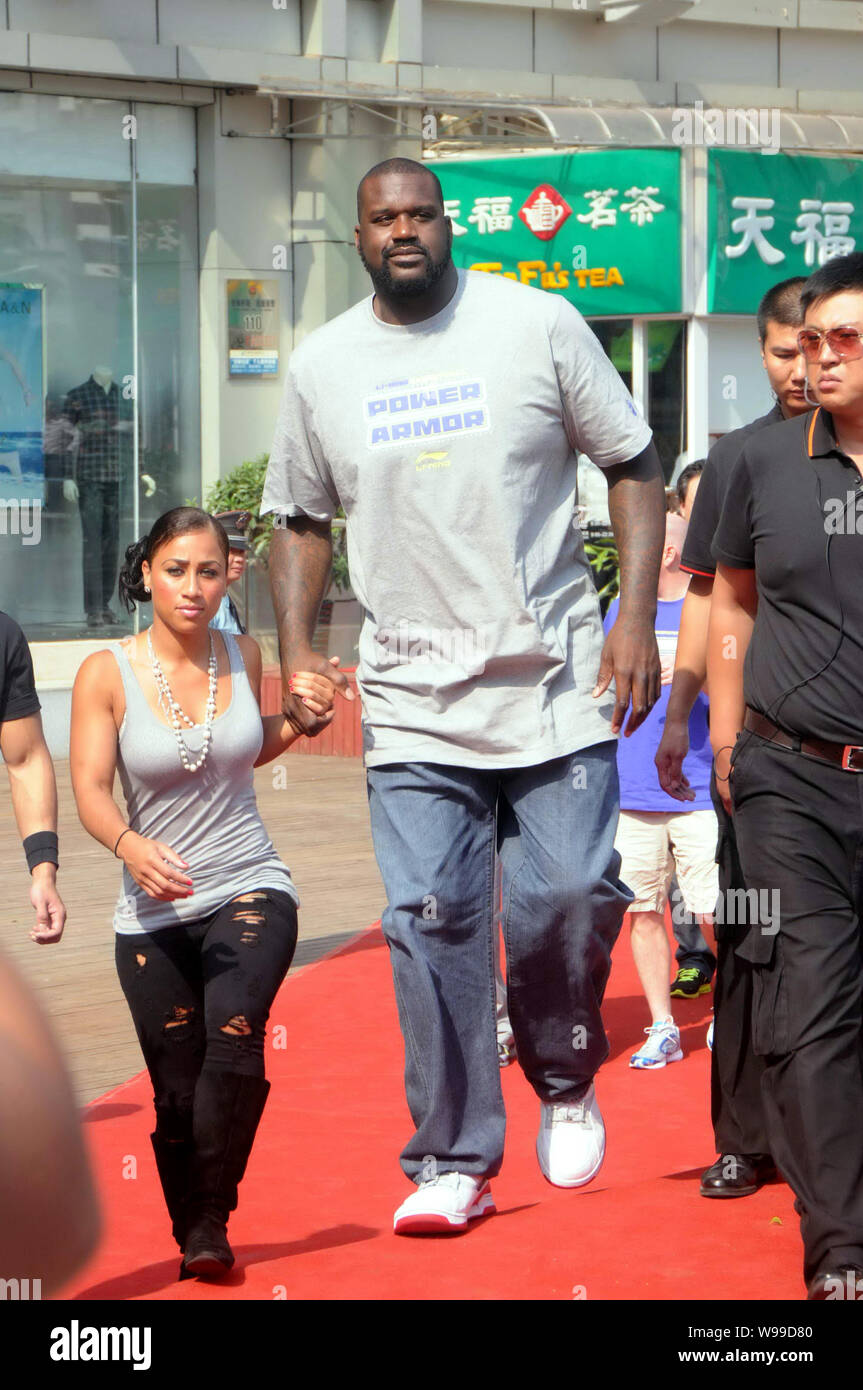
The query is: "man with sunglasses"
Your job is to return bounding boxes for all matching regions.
[657,277,807,1202]
[707,252,863,1298]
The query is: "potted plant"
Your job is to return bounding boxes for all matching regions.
[201,456,352,651]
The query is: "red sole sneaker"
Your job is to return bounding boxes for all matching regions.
[393,1188,496,1236]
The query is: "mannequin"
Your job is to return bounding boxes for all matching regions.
[63,367,127,629]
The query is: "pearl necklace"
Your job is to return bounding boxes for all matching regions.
[147,628,217,774]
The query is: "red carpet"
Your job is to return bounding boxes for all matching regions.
[63,920,801,1302]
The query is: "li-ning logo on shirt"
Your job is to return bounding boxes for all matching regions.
[363,377,490,449]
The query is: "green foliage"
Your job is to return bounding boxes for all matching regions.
[584,537,620,618]
[201,454,351,592]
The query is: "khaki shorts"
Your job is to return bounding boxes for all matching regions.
[615,808,719,917]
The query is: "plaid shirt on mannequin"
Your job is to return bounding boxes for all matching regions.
[64,376,125,483]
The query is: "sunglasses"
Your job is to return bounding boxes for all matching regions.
[797,326,863,362]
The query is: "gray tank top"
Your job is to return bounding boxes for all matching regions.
[111,630,298,934]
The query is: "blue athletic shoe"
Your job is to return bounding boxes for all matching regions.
[630,1018,684,1070]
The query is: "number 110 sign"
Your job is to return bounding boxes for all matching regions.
[227,279,280,377]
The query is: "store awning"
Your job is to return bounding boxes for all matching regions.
[254,82,863,152]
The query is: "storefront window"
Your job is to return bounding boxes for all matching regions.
[646,320,687,481]
[0,94,198,639]
[589,319,633,395]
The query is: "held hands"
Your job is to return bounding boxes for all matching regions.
[29,866,67,945]
[592,613,661,737]
[118,832,195,902]
[283,653,355,739]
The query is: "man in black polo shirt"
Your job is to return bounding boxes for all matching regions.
[657,278,808,1201]
[708,251,863,1298]
[0,610,66,941]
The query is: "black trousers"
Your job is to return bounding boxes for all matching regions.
[115,888,298,1139]
[732,732,863,1284]
[710,772,771,1156]
[77,478,119,616]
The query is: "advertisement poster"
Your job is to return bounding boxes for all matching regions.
[227,279,279,377]
[436,149,682,316]
[709,149,863,312]
[0,283,44,503]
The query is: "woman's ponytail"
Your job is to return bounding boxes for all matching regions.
[118,534,151,613]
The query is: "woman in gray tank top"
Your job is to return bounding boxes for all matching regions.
[69,506,338,1281]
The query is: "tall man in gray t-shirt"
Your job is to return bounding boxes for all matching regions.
[262,158,665,1234]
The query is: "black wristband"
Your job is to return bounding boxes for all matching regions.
[114,827,133,857]
[23,830,59,872]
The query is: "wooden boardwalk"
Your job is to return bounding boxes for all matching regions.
[0,756,387,1105]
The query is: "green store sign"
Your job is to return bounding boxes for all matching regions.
[709,149,863,313]
[435,150,681,316]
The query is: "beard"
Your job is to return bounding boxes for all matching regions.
[358,237,452,300]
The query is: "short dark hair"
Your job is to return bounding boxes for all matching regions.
[356,158,445,221]
[800,252,863,316]
[676,460,705,506]
[118,506,229,612]
[756,276,807,343]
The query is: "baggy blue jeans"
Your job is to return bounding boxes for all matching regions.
[366,742,631,1181]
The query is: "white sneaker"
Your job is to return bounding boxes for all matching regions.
[393,1172,496,1234]
[630,1018,684,1070]
[536,1084,606,1188]
[707,1016,714,1051]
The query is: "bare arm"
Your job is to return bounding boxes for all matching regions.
[594,441,666,734]
[70,653,193,901]
[0,949,101,1295]
[269,519,354,736]
[706,563,758,814]
[655,574,713,800]
[233,634,337,767]
[1,713,66,944]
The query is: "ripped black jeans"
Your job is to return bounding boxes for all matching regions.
[115,888,298,1140]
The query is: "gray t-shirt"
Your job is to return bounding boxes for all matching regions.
[262,269,652,769]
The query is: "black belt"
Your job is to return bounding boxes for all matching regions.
[743,707,863,772]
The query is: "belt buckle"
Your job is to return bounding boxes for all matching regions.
[841,745,863,772]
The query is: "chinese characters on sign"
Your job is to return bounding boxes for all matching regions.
[710,150,863,312]
[725,196,855,267]
[437,152,681,315]
[227,279,279,378]
[444,186,666,237]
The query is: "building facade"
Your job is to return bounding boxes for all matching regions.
[2,0,863,744]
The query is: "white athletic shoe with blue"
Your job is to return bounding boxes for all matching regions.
[707,1016,714,1051]
[630,1017,683,1070]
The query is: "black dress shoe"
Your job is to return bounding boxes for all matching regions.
[808,1266,863,1300]
[700,1153,775,1197]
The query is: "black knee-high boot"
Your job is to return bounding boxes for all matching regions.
[181,1071,271,1279]
[150,1129,194,1252]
